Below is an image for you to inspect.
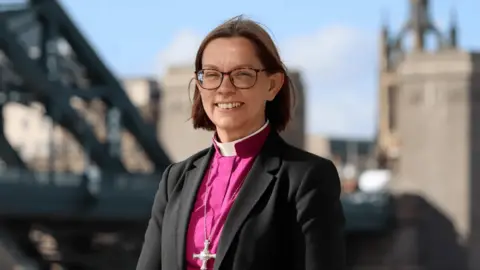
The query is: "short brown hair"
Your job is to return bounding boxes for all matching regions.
[190,15,294,132]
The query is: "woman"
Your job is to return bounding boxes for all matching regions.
[136,16,346,270]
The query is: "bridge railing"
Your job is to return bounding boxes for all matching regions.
[0,168,162,190]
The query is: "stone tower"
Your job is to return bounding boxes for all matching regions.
[377,0,480,268]
[376,0,458,166]
[158,65,213,162]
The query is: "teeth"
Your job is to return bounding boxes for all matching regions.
[216,102,242,109]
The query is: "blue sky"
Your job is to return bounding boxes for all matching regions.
[60,0,479,138]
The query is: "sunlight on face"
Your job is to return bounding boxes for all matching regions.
[198,37,278,141]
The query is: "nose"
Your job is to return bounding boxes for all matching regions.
[217,74,236,93]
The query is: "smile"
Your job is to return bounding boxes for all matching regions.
[215,102,244,109]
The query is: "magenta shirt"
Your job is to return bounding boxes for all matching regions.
[185,123,271,270]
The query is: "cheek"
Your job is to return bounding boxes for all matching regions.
[243,89,268,111]
[199,92,215,117]
[254,79,273,100]
[199,91,212,107]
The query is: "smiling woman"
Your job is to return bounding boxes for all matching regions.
[136,15,346,270]
[193,36,285,142]
[191,20,293,142]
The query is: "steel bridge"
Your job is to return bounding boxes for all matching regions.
[0,0,171,269]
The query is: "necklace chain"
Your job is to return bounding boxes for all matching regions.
[202,157,242,242]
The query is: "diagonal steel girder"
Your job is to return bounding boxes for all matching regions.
[0,132,27,169]
[0,21,126,172]
[37,0,171,171]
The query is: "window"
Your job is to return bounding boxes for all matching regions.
[388,86,398,131]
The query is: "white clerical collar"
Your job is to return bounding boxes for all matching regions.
[214,120,270,157]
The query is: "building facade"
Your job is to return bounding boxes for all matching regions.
[377,0,480,268]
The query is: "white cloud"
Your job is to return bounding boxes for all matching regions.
[282,26,375,85]
[155,29,202,76]
[156,25,378,138]
[281,25,377,138]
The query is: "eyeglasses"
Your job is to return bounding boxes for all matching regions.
[195,67,266,90]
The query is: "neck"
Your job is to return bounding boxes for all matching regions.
[216,118,266,143]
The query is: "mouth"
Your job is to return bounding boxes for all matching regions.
[215,102,244,110]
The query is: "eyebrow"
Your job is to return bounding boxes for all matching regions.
[202,64,257,70]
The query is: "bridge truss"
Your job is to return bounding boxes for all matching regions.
[0,0,171,269]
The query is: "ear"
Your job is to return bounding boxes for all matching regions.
[266,72,284,101]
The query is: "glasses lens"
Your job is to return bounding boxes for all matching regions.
[231,68,257,89]
[197,70,221,89]
[196,68,258,89]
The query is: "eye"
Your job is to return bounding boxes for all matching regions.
[232,69,255,78]
[204,72,220,78]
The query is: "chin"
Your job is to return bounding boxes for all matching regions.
[212,117,244,132]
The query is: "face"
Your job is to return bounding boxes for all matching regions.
[197,37,284,141]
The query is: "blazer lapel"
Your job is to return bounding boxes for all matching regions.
[214,132,282,270]
[176,147,214,270]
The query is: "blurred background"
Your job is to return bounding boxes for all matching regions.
[0,0,478,269]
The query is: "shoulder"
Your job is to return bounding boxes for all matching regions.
[277,141,341,198]
[163,146,210,179]
[161,147,211,190]
[280,141,338,178]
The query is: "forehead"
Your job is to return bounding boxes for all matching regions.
[202,37,262,69]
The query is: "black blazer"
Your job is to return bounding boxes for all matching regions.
[136,131,346,270]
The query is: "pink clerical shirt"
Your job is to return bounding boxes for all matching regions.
[185,121,271,270]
